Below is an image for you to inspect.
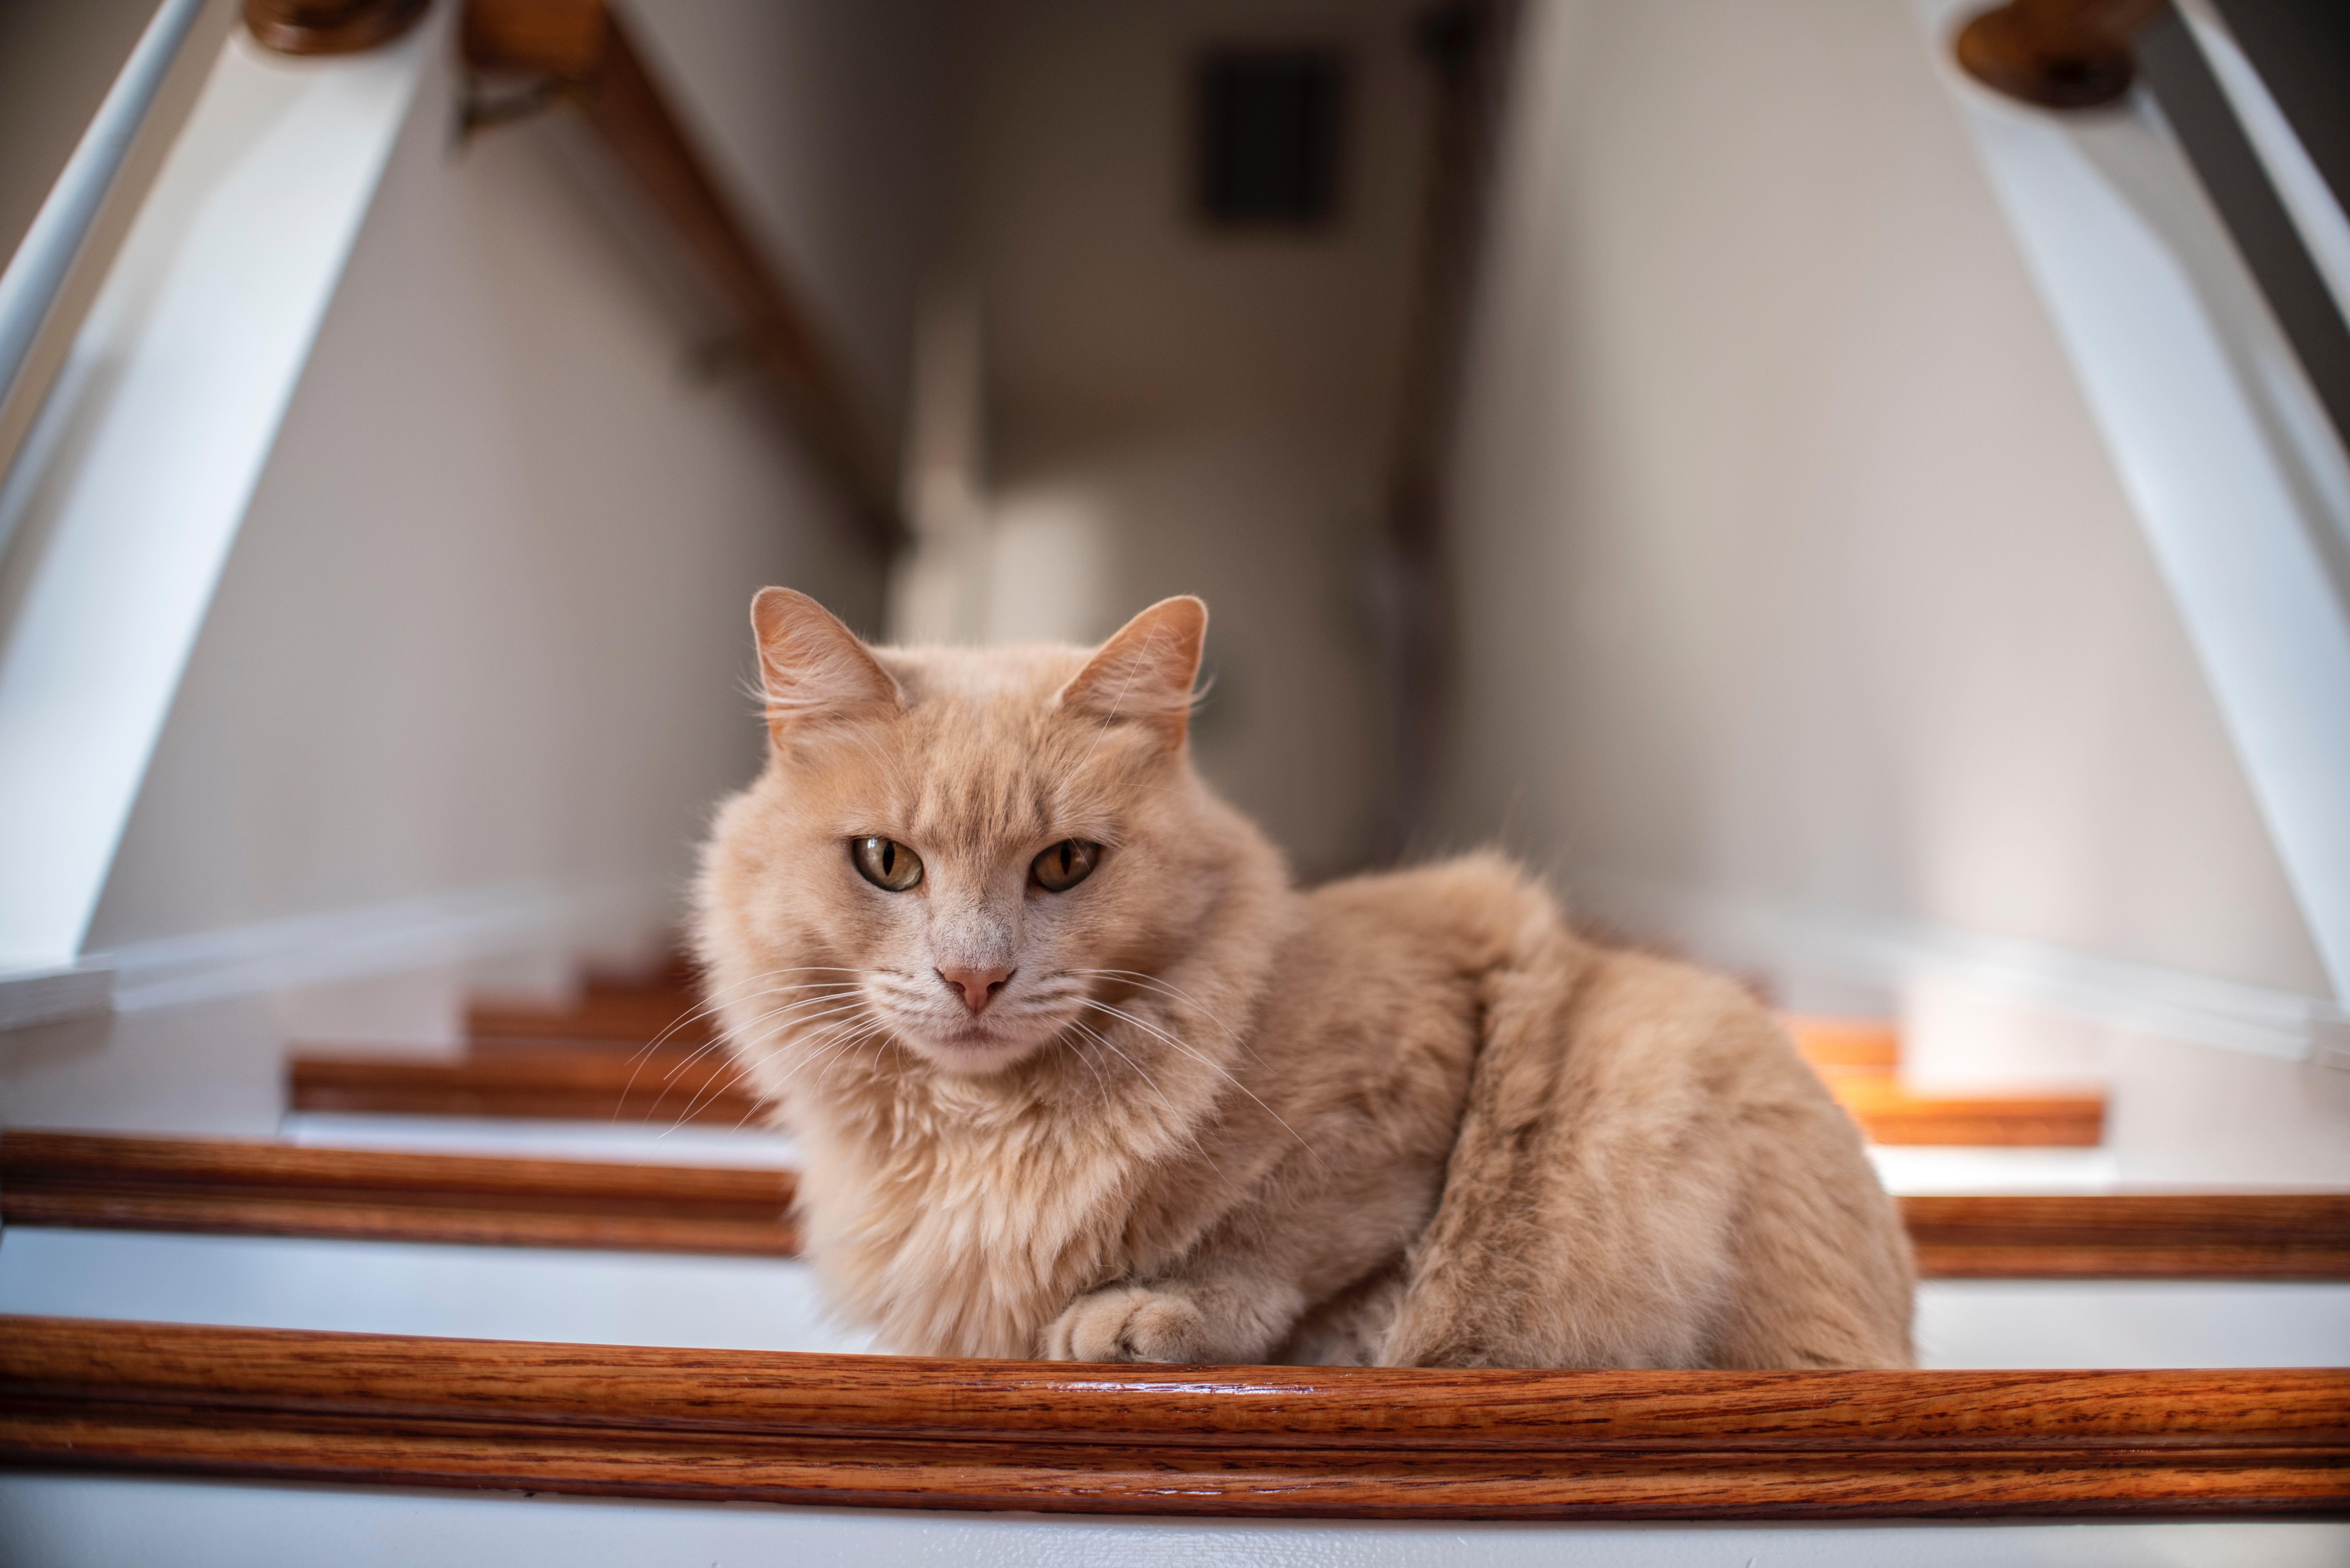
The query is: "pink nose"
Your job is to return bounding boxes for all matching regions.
[937,966,1014,1014]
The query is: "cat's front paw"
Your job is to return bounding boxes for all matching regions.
[1043,1285,1211,1362]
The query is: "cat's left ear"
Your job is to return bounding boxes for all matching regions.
[1056,596,1207,746]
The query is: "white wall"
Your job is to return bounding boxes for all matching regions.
[626,0,948,447]
[941,0,1436,878]
[1434,0,2345,1172]
[79,8,933,968]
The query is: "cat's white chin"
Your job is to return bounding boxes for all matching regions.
[903,1021,1051,1076]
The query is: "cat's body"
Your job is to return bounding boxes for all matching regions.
[696,591,1914,1368]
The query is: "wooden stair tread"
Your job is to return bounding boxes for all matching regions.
[288,1049,2105,1148]
[0,1131,798,1255]
[2,1315,2343,1518]
[8,1131,2344,1277]
[1781,1016,1902,1070]
[289,1045,762,1125]
[466,984,710,1045]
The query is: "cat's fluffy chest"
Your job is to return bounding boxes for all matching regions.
[784,1039,1248,1358]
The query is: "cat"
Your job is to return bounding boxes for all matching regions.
[695,588,1916,1368]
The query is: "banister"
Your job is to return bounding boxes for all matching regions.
[242,0,429,56]
[458,0,907,555]
[1953,0,2168,109]
[234,0,906,555]
[0,0,220,529]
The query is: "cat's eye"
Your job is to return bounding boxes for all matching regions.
[1030,839,1101,893]
[851,836,923,892]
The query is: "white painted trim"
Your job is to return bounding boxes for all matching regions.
[0,0,210,398]
[0,10,440,971]
[2173,0,2350,337]
[0,0,236,500]
[98,882,633,1013]
[0,959,115,1032]
[1573,868,2337,1062]
[1904,0,2350,1005]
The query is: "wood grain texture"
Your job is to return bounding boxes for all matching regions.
[290,1039,2103,1146]
[8,1131,2345,1277]
[0,1131,796,1255]
[246,0,428,56]
[287,1046,765,1124]
[465,981,709,1046]
[461,0,605,76]
[1,1317,2343,1518]
[1783,1016,1902,1070]
[1953,0,2167,110]
[1783,1016,2106,1146]
[1831,1076,2105,1147]
[1905,1193,2350,1280]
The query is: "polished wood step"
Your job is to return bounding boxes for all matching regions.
[3,1315,2342,1519]
[466,980,711,1046]
[1825,1077,2104,1147]
[9,1131,2344,1277]
[1903,1192,2350,1278]
[0,1130,796,1255]
[1783,1015,2106,1146]
[288,1045,762,1125]
[289,1040,2105,1147]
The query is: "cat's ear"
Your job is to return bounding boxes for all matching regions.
[1056,596,1207,745]
[750,588,902,744]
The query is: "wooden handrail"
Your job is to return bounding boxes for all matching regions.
[1953,0,2169,110]
[243,0,428,56]
[460,0,906,554]
[2,1316,2343,1518]
[8,1130,2347,1277]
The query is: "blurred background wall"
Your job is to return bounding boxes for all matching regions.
[905,0,1439,879]
[2,0,2340,1174]
[1432,0,2342,1177]
[77,3,943,997]
[1439,0,2322,1003]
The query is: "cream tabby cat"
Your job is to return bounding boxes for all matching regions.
[696,589,1914,1368]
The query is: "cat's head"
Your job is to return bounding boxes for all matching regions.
[698,589,1272,1079]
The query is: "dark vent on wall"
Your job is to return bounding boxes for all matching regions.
[1195,47,1348,228]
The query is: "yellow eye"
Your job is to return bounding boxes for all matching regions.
[851,837,923,892]
[1030,839,1101,892]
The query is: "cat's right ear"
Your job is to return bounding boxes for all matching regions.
[750,588,903,745]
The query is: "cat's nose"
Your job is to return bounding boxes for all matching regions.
[937,966,1014,1014]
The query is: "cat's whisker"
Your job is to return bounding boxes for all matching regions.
[756,1020,890,1108]
[1076,998,1324,1169]
[667,1013,882,1136]
[641,964,877,1047]
[659,998,870,1123]
[667,987,859,1067]
[626,966,878,1079]
[629,987,861,1111]
[1066,1018,1186,1125]
[1068,1020,1217,1170]
[719,987,866,1039]
[1068,968,1243,1043]
[1070,1035,1109,1100]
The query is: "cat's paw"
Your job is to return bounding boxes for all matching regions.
[1043,1285,1212,1362]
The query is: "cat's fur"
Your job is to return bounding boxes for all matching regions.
[695,590,1915,1368]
